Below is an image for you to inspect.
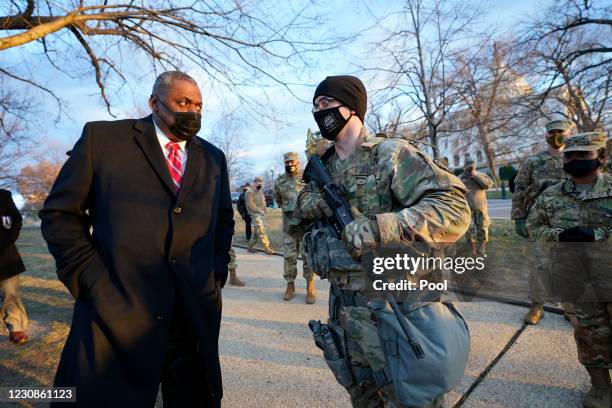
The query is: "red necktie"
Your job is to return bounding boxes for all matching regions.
[165,141,183,191]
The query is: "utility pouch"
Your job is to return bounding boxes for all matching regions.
[372,302,470,407]
[304,225,360,280]
[309,319,355,387]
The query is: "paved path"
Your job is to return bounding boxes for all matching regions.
[487,199,512,220]
[220,247,589,407]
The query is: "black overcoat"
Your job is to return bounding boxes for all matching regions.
[0,189,25,280]
[39,115,234,406]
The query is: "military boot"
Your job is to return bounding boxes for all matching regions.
[523,302,544,325]
[583,368,611,408]
[469,241,477,256]
[229,268,245,287]
[477,241,487,257]
[263,245,275,255]
[247,242,257,253]
[306,278,316,304]
[283,282,295,301]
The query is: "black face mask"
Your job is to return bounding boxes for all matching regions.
[158,100,202,141]
[285,165,297,174]
[256,185,263,190]
[313,106,351,141]
[563,158,601,177]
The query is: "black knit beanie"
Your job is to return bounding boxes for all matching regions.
[313,75,367,122]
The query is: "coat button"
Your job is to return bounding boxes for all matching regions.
[173,207,182,214]
[169,258,176,265]
[155,314,164,320]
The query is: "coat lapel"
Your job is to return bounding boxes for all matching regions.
[176,137,203,204]
[133,116,176,195]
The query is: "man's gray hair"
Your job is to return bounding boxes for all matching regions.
[151,71,197,97]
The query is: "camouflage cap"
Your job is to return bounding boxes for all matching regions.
[563,132,607,153]
[283,152,299,162]
[464,159,475,166]
[253,175,264,182]
[545,119,574,133]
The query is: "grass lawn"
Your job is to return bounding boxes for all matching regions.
[0,209,532,400]
[0,227,72,401]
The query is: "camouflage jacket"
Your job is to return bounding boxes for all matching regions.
[511,150,565,219]
[245,188,266,217]
[526,173,612,242]
[299,128,471,245]
[460,171,494,212]
[274,172,304,232]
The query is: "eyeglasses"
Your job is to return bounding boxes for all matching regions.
[312,97,340,113]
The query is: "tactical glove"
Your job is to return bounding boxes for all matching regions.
[558,226,595,242]
[515,218,529,238]
[342,207,381,260]
[299,190,333,220]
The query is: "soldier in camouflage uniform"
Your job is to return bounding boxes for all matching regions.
[245,176,275,255]
[460,159,494,256]
[527,132,612,408]
[296,75,471,408]
[274,152,316,303]
[227,245,245,286]
[511,119,573,325]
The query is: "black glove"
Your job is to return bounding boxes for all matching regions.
[515,218,529,238]
[558,226,595,242]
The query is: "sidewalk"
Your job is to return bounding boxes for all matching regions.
[220,247,590,408]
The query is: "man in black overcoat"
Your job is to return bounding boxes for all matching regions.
[40,71,234,407]
[237,183,252,241]
[0,189,28,344]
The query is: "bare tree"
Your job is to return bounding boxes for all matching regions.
[16,160,62,210]
[519,0,611,131]
[0,1,342,117]
[449,41,538,181]
[0,82,37,189]
[362,0,484,158]
[207,109,252,186]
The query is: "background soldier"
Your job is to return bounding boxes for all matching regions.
[511,119,573,325]
[527,132,611,408]
[228,245,245,286]
[297,75,471,408]
[460,159,494,256]
[0,189,28,344]
[274,152,316,304]
[245,176,274,255]
[237,183,252,241]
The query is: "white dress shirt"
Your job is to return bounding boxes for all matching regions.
[153,118,188,173]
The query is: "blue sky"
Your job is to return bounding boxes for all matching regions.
[5,0,541,196]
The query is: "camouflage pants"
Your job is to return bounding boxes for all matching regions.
[569,302,612,368]
[248,214,270,248]
[228,247,237,270]
[0,275,28,333]
[282,233,313,282]
[465,209,489,243]
[337,304,445,408]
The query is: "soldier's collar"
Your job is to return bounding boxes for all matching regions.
[563,173,610,197]
[360,127,387,149]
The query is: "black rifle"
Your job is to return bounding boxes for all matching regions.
[302,155,354,239]
[302,155,425,359]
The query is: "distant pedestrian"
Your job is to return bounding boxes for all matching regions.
[237,183,252,241]
[0,189,29,345]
